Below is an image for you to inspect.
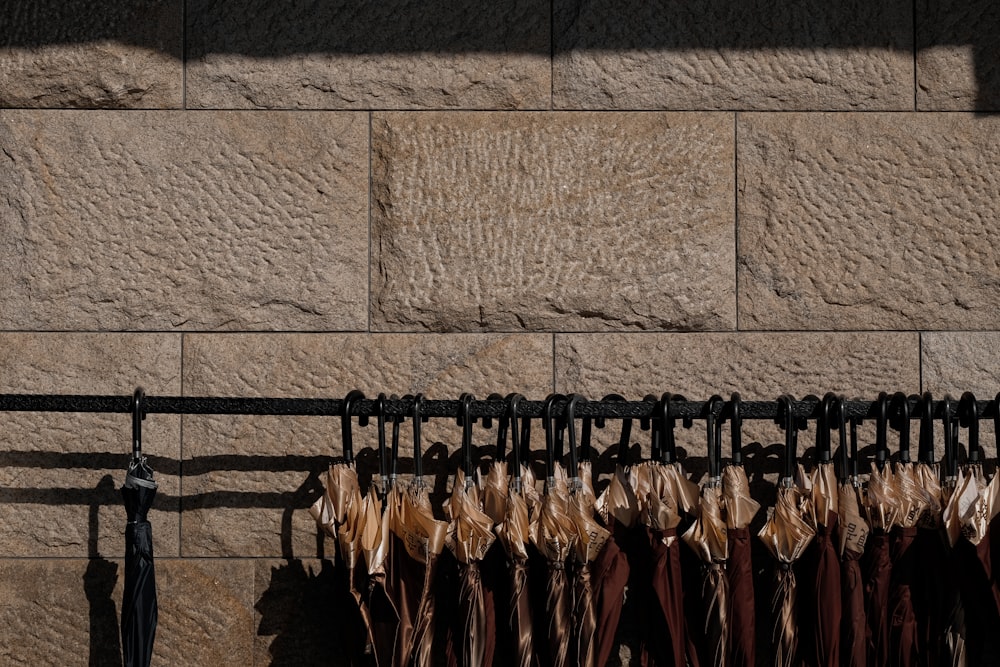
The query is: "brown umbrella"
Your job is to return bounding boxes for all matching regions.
[362,481,398,667]
[387,395,449,667]
[720,394,760,667]
[888,460,928,667]
[592,462,635,665]
[864,459,900,667]
[492,394,535,667]
[758,396,817,667]
[839,413,870,667]
[682,396,728,667]
[798,394,843,667]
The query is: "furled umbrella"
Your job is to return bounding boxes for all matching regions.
[529,395,578,667]
[719,393,760,667]
[682,396,729,667]
[591,395,636,667]
[121,388,158,667]
[564,395,611,667]
[838,403,870,667]
[494,394,535,667]
[801,393,843,667]
[387,394,449,667]
[758,395,817,667]
[635,394,701,667]
[863,392,897,667]
[309,390,372,661]
[445,394,498,667]
[886,392,929,667]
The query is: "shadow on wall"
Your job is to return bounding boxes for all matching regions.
[2,0,999,110]
[12,436,991,666]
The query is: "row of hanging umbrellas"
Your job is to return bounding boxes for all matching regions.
[310,390,1000,667]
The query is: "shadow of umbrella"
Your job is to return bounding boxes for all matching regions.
[85,474,122,667]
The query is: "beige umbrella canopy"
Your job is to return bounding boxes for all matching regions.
[759,398,817,667]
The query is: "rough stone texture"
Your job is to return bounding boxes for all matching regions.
[180,333,553,557]
[0,1,182,108]
[917,0,1000,110]
[186,0,549,109]
[738,113,1000,331]
[553,0,913,110]
[0,333,181,557]
[556,332,920,455]
[372,112,735,332]
[0,558,253,666]
[922,332,1000,461]
[0,110,368,331]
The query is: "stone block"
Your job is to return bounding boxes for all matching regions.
[180,333,553,557]
[372,111,735,332]
[0,0,182,108]
[556,331,920,458]
[554,0,913,110]
[186,0,549,109]
[916,0,1000,110]
[0,110,368,331]
[738,112,1000,330]
[0,558,253,666]
[0,333,181,557]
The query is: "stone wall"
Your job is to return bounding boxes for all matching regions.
[2,1,999,664]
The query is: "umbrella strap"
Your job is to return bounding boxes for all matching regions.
[124,473,157,490]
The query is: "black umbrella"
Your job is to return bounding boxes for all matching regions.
[121,387,158,667]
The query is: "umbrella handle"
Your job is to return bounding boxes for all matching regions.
[834,395,849,481]
[375,393,389,494]
[727,392,743,466]
[390,394,407,485]
[917,392,935,464]
[341,389,367,465]
[509,394,525,489]
[459,393,476,480]
[597,394,632,467]
[776,395,797,481]
[640,394,659,461]
[705,395,724,479]
[412,393,425,483]
[816,392,838,462]
[959,392,980,464]
[542,394,563,481]
[889,391,911,463]
[874,391,889,470]
[565,394,587,491]
[131,387,145,460]
[941,394,957,480]
[488,392,508,461]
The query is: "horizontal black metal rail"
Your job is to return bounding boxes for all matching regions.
[0,393,996,421]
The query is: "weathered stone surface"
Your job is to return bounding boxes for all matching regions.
[922,332,1000,461]
[923,333,1000,397]
[186,0,549,109]
[0,1,182,108]
[556,332,920,454]
[0,558,253,666]
[917,0,1000,110]
[372,112,735,332]
[554,0,913,110]
[738,113,1000,330]
[181,333,553,556]
[0,111,368,331]
[0,333,181,557]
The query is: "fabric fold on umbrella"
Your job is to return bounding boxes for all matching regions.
[592,465,635,667]
[682,481,729,667]
[387,481,449,667]
[568,485,609,667]
[864,462,899,667]
[887,463,928,667]
[722,464,760,667]
[758,476,816,667]
[635,461,700,667]
[529,469,577,667]
[310,463,373,660]
[839,478,870,667]
[445,469,498,667]
[801,462,841,667]
[121,456,158,667]
[361,484,398,667]
[495,467,534,667]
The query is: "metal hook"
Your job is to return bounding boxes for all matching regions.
[875,391,889,470]
[726,392,743,466]
[565,394,587,492]
[597,394,632,468]
[889,392,911,463]
[817,392,838,462]
[776,395,797,482]
[705,395,724,480]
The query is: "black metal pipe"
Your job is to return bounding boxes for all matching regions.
[0,393,998,421]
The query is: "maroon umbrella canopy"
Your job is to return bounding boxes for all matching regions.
[803,462,842,667]
[682,482,728,667]
[593,464,635,667]
[863,462,899,667]
[839,479,870,667]
[720,464,760,667]
[361,485,398,667]
[495,474,534,667]
[887,462,928,667]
